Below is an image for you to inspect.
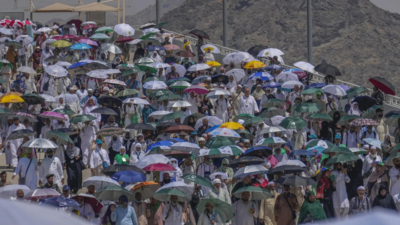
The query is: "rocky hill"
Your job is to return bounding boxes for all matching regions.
[160,0,400,88]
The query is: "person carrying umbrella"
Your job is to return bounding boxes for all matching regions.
[259,182,279,225]
[89,139,110,176]
[274,184,300,225]
[38,149,64,189]
[198,201,223,225]
[206,179,231,204]
[72,195,96,222]
[232,191,259,225]
[162,195,183,225]
[114,146,130,165]
[371,86,384,105]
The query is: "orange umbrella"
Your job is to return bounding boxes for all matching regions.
[130,181,160,199]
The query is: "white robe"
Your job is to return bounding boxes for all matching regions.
[343,131,362,148]
[80,124,96,165]
[90,148,110,169]
[186,96,199,114]
[215,98,230,123]
[76,89,88,101]
[129,150,146,165]
[198,212,223,225]
[232,200,259,225]
[206,188,231,204]
[331,170,350,209]
[123,104,139,127]
[57,77,71,95]
[6,123,26,151]
[239,95,259,115]
[72,203,95,222]
[14,157,38,190]
[162,204,183,225]
[5,142,17,167]
[40,74,55,96]
[288,91,301,106]
[54,145,65,164]
[83,105,101,127]
[23,76,37,94]
[41,124,52,138]
[38,156,64,188]
[389,167,400,197]
[40,49,53,64]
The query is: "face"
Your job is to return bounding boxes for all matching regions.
[243,175,251,184]
[245,88,250,96]
[380,189,386,196]
[308,194,315,202]
[120,148,125,155]
[163,173,170,181]
[206,203,214,211]
[76,197,84,205]
[241,192,250,201]
[14,119,19,125]
[214,183,221,189]
[1,173,6,182]
[268,184,276,191]
[16,190,24,199]
[135,193,142,201]
[170,195,178,204]
[294,85,299,92]
[358,189,365,196]
[371,148,377,154]
[283,185,291,193]
[26,152,32,159]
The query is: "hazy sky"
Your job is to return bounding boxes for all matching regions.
[0,0,399,24]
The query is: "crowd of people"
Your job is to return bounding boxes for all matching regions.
[0,17,400,225]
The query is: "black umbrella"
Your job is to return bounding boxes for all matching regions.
[62,24,73,29]
[156,121,180,128]
[101,164,144,177]
[21,94,45,105]
[189,29,210,39]
[55,128,75,135]
[126,123,156,130]
[211,74,229,84]
[229,156,265,168]
[283,175,315,186]
[314,60,342,76]
[247,45,268,57]
[369,76,396,95]
[268,165,305,174]
[352,95,378,112]
[385,111,400,118]
[98,96,122,107]
[90,107,118,115]
[83,62,109,70]
[44,55,65,64]
[7,129,34,140]
[175,50,196,58]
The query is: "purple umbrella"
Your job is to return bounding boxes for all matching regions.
[13,112,38,122]
[79,38,98,46]
[39,111,68,121]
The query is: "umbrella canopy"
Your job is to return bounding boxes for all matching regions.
[50,40,71,48]
[294,102,321,113]
[71,194,103,213]
[225,68,246,81]
[17,66,36,74]
[97,127,125,137]
[158,181,194,197]
[25,188,60,201]
[90,107,118,115]
[142,163,176,172]
[154,188,190,202]
[45,130,73,145]
[326,153,359,164]
[209,128,241,138]
[40,111,67,121]
[70,43,92,50]
[344,86,368,99]
[243,60,266,69]
[206,136,235,149]
[283,175,315,186]
[114,23,135,36]
[322,146,353,154]
[352,96,378,111]
[293,61,315,73]
[189,29,210,39]
[22,138,58,149]
[44,65,68,78]
[196,198,234,222]
[385,152,400,166]
[322,84,347,96]
[126,123,156,130]
[369,76,396,95]
[21,94,45,105]
[170,142,201,154]
[305,139,334,149]
[7,129,34,140]
[101,43,122,54]
[83,176,120,190]
[94,186,134,201]
[349,118,379,127]
[0,185,30,198]
[279,116,307,129]
[69,115,97,123]
[220,122,244,130]
[314,61,342,76]
[256,137,286,146]
[233,186,273,200]
[13,112,37,122]
[165,125,195,133]
[0,95,24,103]
[257,48,284,57]
[38,197,79,208]
[233,164,268,178]
[135,154,170,169]
[336,115,361,126]
[306,113,333,122]
[130,181,160,199]
[363,138,382,149]
[101,164,144,176]
[269,160,306,174]
[111,170,146,183]
[181,174,214,190]
[229,156,265,168]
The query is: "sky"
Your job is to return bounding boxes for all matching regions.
[0,0,399,24]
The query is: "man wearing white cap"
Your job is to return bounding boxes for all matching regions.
[232,191,259,225]
[349,186,371,214]
[389,157,400,198]
[207,179,231,204]
[362,145,382,188]
[260,182,279,225]
[38,149,64,188]
[6,117,26,151]
[231,85,244,117]
[239,88,259,115]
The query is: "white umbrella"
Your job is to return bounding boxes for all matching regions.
[276,72,299,82]
[256,137,286,146]
[55,93,79,104]
[101,43,122,54]
[270,115,285,126]
[201,44,220,54]
[157,181,194,197]
[170,81,191,88]
[143,81,167,90]
[0,199,91,225]
[322,85,347,96]
[257,48,284,57]
[114,23,135,36]
[55,61,72,68]
[0,37,11,42]
[234,165,268,178]
[238,52,255,62]
[281,80,303,89]
[197,148,233,158]
[293,61,316,73]
[168,100,192,108]
[194,116,223,130]
[123,97,150,105]
[82,21,97,26]
[149,111,171,120]
[170,142,201,154]
[206,88,231,99]
[143,27,160,34]
[0,185,30,198]
[83,176,120,190]
[103,69,121,74]
[41,38,56,49]
[0,28,14,35]
[165,64,186,77]
[210,172,228,180]
[22,138,58,149]
[187,63,210,72]
[87,70,109,79]
[40,94,56,103]
[223,52,245,65]
[14,35,33,45]
[44,65,68,78]
[136,154,170,169]
[151,62,171,69]
[275,160,306,168]
[327,208,398,225]
[260,126,287,134]
[225,68,246,81]
[209,128,241,138]
[139,23,156,29]
[17,66,36,74]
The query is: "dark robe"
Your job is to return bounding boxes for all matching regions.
[64,147,84,193]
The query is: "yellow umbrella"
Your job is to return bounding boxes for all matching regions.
[50,40,72,48]
[206,61,221,67]
[204,46,215,52]
[244,60,266,69]
[183,41,191,50]
[2,92,22,97]
[220,122,245,130]
[0,95,24,103]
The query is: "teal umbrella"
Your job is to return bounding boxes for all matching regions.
[301,88,324,95]
[233,114,255,122]
[181,174,214,190]
[197,198,234,222]
[279,116,307,129]
[206,136,235,149]
[90,33,110,40]
[306,113,333,122]
[294,102,321,113]
[159,111,184,122]
[336,115,361,126]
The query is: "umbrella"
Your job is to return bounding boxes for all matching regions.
[233,186,273,200]
[116,36,134,43]
[336,115,361,126]
[269,160,306,174]
[165,125,195,133]
[220,122,244,130]
[98,96,122,106]
[0,95,24,103]
[322,85,347,96]
[170,142,201,153]
[149,111,173,120]
[101,43,122,54]
[83,61,108,70]
[206,136,235,149]
[233,164,268,178]
[71,194,103,213]
[259,126,287,134]
[130,181,160,199]
[83,176,120,190]
[69,115,97,123]
[344,86,368,99]
[187,63,210,72]
[349,118,379,126]
[306,113,333,121]
[257,48,284,57]
[260,107,285,118]
[322,146,353,154]
[169,80,191,89]
[116,89,138,97]
[219,146,245,155]
[50,40,71,48]
[70,43,92,50]
[206,88,231,99]
[142,163,176,172]
[201,44,220,53]
[38,197,79,208]
[281,80,302,89]
[229,156,265,168]
[248,44,269,57]
[0,185,30,198]
[305,139,334,149]
[249,72,273,81]
[126,123,156,130]
[314,61,342,76]
[43,55,64,64]
[225,68,246,81]
[164,44,180,50]
[136,154,170,169]
[168,100,192,108]
[17,66,36,74]
[196,198,234,222]
[97,127,125,137]
[54,128,75,135]
[293,61,315,73]
[206,61,221,67]
[261,99,286,108]
[223,52,245,64]
[385,152,400,166]
[279,116,307,129]
[363,138,382,149]
[158,181,194,197]
[101,164,144,176]
[90,107,118,115]
[362,105,384,119]
[209,128,241,138]
[90,33,110,40]
[94,186,134,201]
[276,72,299,83]
[143,81,167,90]
[103,79,126,87]
[154,189,190,202]
[95,26,113,33]
[111,170,146,183]
[189,29,210,39]
[293,150,317,156]
[175,50,196,58]
[146,141,174,153]
[194,116,222,130]
[352,96,378,111]
[181,174,214,190]
[40,111,67,121]
[326,153,359,164]
[243,60,266,69]
[0,108,12,115]
[369,76,396,95]
[24,189,60,201]
[114,23,135,36]
[22,138,58,149]
[45,131,73,145]
[184,85,208,95]
[283,175,315,186]
[159,111,184,122]
[294,102,321,113]
[256,137,286,146]
[12,112,37,122]
[44,65,68,78]
[385,115,400,127]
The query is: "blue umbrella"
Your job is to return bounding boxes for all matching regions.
[70,43,92,50]
[284,68,302,73]
[262,82,281,88]
[304,83,326,90]
[38,197,80,208]
[192,76,209,85]
[147,141,174,152]
[112,171,146,183]
[205,125,221,133]
[293,150,317,156]
[249,72,273,81]
[167,138,186,143]
[68,61,87,69]
[266,64,284,70]
[306,146,325,154]
[244,146,272,156]
[146,45,166,51]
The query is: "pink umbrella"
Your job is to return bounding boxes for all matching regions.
[79,39,98,46]
[61,35,76,40]
[50,35,62,40]
[164,44,180,50]
[83,24,97,30]
[184,85,208,95]
[24,189,60,201]
[104,79,127,87]
[13,112,38,122]
[39,111,68,121]
[142,163,177,172]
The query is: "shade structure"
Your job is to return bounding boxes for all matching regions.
[34,3,74,12]
[72,2,119,12]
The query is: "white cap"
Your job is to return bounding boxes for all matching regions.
[357,186,365,191]
[199,137,206,142]
[212,179,221,184]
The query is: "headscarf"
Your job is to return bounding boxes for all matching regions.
[218,158,232,173]
[134,143,142,152]
[187,116,196,128]
[150,52,163,63]
[111,135,122,152]
[142,105,155,123]
[298,191,327,223]
[349,102,361,116]
[66,145,80,159]
[112,56,121,65]
[5,45,16,64]
[101,203,116,225]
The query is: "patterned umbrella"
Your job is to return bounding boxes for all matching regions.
[103,79,126,87]
[349,118,379,126]
[164,44,180,50]
[39,111,67,121]
[13,112,38,122]
[96,127,125,136]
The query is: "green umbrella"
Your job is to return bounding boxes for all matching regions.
[69,115,97,123]
[183,113,206,125]
[46,130,73,145]
[390,144,400,154]
[306,113,333,122]
[135,57,155,65]
[305,140,334,149]
[155,22,169,28]
[220,145,245,155]
[362,105,384,119]
[158,93,181,101]
[384,152,400,166]
[336,115,361,126]
[89,33,110,40]
[95,26,113,33]
[279,116,307,129]
[166,77,190,86]
[181,174,214,190]
[294,102,321,113]
[196,198,234,222]
[115,89,138,97]
[233,114,255,122]
[343,86,368,99]
[160,111,184,122]
[137,64,157,73]
[169,81,191,89]
[139,32,156,40]
[5,41,23,49]
[242,116,264,126]
[196,148,233,158]
[206,136,235,149]
[0,60,14,70]
[261,99,286,108]
[54,108,76,115]
[94,186,134,201]
[0,78,7,83]
[154,189,190,202]
[322,146,353,154]
[144,77,164,83]
[234,129,255,140]
[121,68,140,76]
[260,107,284,118]
[257,137,286,145]
[97,127,125,136]
[301,88,324,95]
[148,89,174,98]
[21,93,45,105]
[233,186,273,200]
[326,153,359,164]
[385,115,400,127]
[0,108,12,115]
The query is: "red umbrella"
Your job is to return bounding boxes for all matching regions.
[23,20,33,25]
[116,37,134,43]
[61,34,76,40]
[349,118,379,127]
[165,125,195,133]
[10,20,23,27]
[0,19,10,26]
[369,76,396,95]
[71,194,103,214]
[83,24,97,30]
[142,163,176,172]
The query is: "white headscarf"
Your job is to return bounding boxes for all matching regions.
[150,52,163,63]
[349,102,361,116]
